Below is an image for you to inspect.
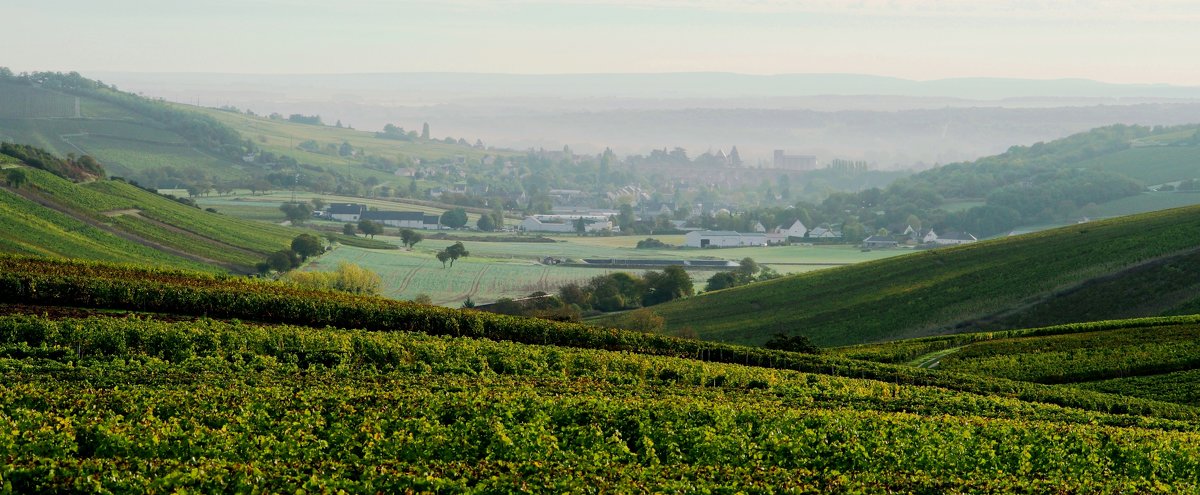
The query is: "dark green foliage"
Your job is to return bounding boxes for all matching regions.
[0,142,104,181]
[440,208,468,229]
[442,241,468,267]
[266,250,300,272]
[4,168,26,188]
[765,333,821,354]
[279,202,312,225]
[399,228,423,249]
[290,234,323,260]
[357,219,384,238]
[635,238,668,249]
[705,272,739,292]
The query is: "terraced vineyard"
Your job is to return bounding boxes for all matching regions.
[834,316,1200,407]
[1,255,1200,491]
[0,167,297,271]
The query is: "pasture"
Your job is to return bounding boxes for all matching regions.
[303,235,902,306]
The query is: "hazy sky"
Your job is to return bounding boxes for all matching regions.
[6,0,1200,85]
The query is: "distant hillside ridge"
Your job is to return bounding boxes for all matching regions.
[648,205,1200,347]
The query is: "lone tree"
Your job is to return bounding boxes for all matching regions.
[445,241,469,267]
[280,202,312,225]
[357,219,384,238]
[342,223,357,236]
[291,234,323,260]
[5,168,27,189]
[437,241,469,268]
[399,229,423,249]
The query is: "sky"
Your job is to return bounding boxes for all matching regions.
[5,0,1200,85]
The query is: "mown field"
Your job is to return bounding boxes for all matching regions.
[3,255,1200,491]
[649,205,1200,347]
[305,236,896,306]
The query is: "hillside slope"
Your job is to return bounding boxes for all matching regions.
[833,316,1200,406]
[0,166,296,272]
[2,255,1200,491]
[649,205,1200,347]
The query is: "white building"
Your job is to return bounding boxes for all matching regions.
[933,231,977,245]
[328,203,366,222]
[361,211,441,230]
[781,220,808,239]
[685,231,768,248]
[520,215,614,233]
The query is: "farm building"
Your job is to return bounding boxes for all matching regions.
[932,231,977,245]
[328,203,366,222]
[808,227,843,239]
[520,215,614,233]
[361,211,442,230]
[862,235,900,249]
[685,231,768,248]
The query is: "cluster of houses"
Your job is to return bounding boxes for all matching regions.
[319,203,443,230]
[862,226,977,249]
[684,221,978,249]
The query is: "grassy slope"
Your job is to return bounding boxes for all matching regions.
[1076,145,1200,185]
[833,316,1200,406]
[0,167,296,270]
[0,82,244,178]
[0,187,214,271]
[649,205,1200,347]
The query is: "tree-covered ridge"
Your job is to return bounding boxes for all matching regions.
[762,124,1200,239]
[0,142,104,181]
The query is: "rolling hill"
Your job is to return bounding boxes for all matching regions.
[2,255,1200,491]
[647,205,1200,347]
[0,164,297,272]
[0,71,511,200]
[833,315,1200,407]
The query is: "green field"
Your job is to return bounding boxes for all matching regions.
[302,235,899,306]
[648,205,1200,347]
[4,255,1200,491]
[1092,191,1200,217]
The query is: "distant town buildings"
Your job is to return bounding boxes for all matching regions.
[325,203,441,229]
[773,150,818,170]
